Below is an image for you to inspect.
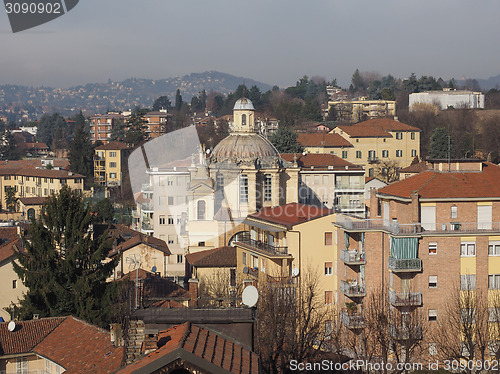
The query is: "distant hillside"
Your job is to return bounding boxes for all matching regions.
[0,71,272,121]
[456,74,500,91]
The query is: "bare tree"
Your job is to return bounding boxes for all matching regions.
[376,160,400,184]
[433,283,489,371]
[198,269,242,307]
[256,270,340,374]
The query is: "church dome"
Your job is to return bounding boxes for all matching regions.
[233,98,255,111]
[210,133,279,162]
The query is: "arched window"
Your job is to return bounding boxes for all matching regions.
[27,208,35,221]
[241,114,247,126]
[197,200,206,220]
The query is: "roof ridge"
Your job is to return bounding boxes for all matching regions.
[31,316,67,352]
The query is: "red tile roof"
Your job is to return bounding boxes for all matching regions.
[0,317,65,355]
[0,227,21,263]
[95,141,130,151]
[281,153,362,170]
[34,316,124,374]
[17,197,47,206]
[116,323,259,374]
[336,118,420,138]
[399,161,430,174]
[185,246,237,268]
[378,162,500,199]
[248,203,333,228]
[297,133,353,147]
[0,166,83,179]
[108,234,171,258]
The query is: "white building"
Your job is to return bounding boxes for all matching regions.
[409,89,484,111]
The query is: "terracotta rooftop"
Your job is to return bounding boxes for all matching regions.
[95,141,130,151]
[185,246,237,268]
[297,133,353,147]
[336,118,420,138]
[108,234,170,258]
[33,316,124,374]
[17,197,47,206]
[0,227,21,263]
[0,166,83,179]
[248,203,333,229]
[116,323,259,374]
[399,161,430,174]
[0,159,69,170]
[378,162,500,200]
[281,153,362,170]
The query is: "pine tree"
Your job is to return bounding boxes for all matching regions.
[0,130,21,160]
[69,123,93,178]
[268,125,304,153]
[429,127,454,159]
[174,89,183,112]
[124,113,147,146]
[12,186,123,326]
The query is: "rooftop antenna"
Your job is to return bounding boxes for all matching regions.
[126,255,142,309]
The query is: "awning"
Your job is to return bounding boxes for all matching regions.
[390,237,418,259]
[242,219,285,233]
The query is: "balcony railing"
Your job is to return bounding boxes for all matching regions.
[388,257,422,272]
[141,202,154,212]
[388,290,422,307]
[235,237,288,256]
[141,184,153,193]
[389,324,423,340]
[335,184,364,190]
[141,222,154,231]
[336,203,366,211]
[340,250,366,265]
[340,280,366,297]
[367,156,380,163]
[340,310,366,329]
[336,214,500,235]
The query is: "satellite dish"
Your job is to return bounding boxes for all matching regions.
[243,266,249,274]
[152,266,157,273]
[8,321,16,332]
[292,268,300,277]
[242,285,259,307]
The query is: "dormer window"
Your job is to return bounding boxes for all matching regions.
[242,114,247,126]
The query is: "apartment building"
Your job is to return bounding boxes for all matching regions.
[333,160,500,356]
[281,153,366,215]
[143,110,172,138]
[327,99,396,123]
[297,133,353,155]
[409,89,485,111]
[330,118,421,177]
[0,165,84,207]
[89,113,124,144]
[94,141,131,189]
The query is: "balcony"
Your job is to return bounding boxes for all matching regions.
[388,290,422,307]
[335,184,364,191]
[340,310,366,329]
[340,250,366,265]
[141,202,154,212]
[335,203,366,212]
[243,266,259,277]
[389,324,423,341]
[141,184,153,193]
[235,237,288,256]
[141,222,154,232]
[340,280,366,297]
[367,156,380,164]
[388,257,422,272]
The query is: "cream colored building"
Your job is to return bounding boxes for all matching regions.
[94,141,130,189]
[330,118,421,177]
[328,99,396,123]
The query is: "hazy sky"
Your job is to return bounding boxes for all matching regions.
[1,0,499,89]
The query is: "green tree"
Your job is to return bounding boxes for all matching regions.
[93,198,115,223]
[110,118,125,142]
[174,89,183,112]
[124,113,147,147]
[268,125,304,153]
[0,130,21,160]
[69,123,93,179]
[4,186,16,212]
[429,127,454,159]
[152,96,172,111]
[301,96,323,121]
[12,186,122,326]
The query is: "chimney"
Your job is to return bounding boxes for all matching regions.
[188,279,199,307]
[369,188,378,218]
[410,191,420,224]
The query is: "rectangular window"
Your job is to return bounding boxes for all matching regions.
[429,275,437,288]
[396,150,403,157]
[460,274,476,290]
[428,309,437,321]
[109,151,117,157]
[451,206,458,219]
[109,173,117,179]
[159,216,165,225]
[252,255,258,269]
[324,232,333,246]
[325,262,333,276]
[167,196,174,205]
[429,343,437,356]
[12,279,17,289]
[460,242,476,257]
[109,162,117,168]
[176,216,182,225]
[167,177,174,186]
[264,174,272,202]
[168,235,174,244]
[411,149,417,157]
[368,150,376,160]
[242,252,247,266]
[239,174,248,203]
[356,150,362,159]
[177,254,183,263]
[168,215,174,225]
[325,291,333,305]
[411,132,416,140]
[382,150,389,158]
[16,357,28,374]
[261,258,266,273]
[489,242,500,256]
[428,242,437,255]
[396,132,403,139]
[342,150,348,159]
[4,175,10,180]
[230,269,236,287]
[489,274,500,290]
